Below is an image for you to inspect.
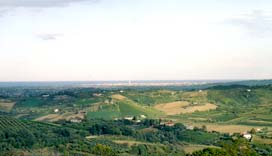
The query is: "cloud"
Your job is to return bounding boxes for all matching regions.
[0,0,62,8]
[0,9,9,17]
[0,0,99,8]
[0,0,100,18]
[36,33,64,40]
[227,10,272,38]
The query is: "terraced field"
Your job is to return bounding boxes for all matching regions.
[0,115,29,130]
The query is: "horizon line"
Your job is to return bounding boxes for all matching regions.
[0,79,270,83]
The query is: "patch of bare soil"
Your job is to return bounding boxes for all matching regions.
[154,101,217,115]
[111,94,126,100]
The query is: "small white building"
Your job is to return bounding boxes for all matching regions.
[42,94,50,98]
[243,134,252,140]
[241,132,252,140]
[247,89,251,92]
[54,109,59,113]
[70,117,82,123]
[120,90,124,93]
[70,119,82,123]
[140,115,146,119]
[124,116,133,120]
[93,93,103,97]
[185,125,194,130]
[165,121,175,127]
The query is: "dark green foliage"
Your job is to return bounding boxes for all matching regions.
[130,144,185,156]
[92,144,115,156]
[221,138,259,156]
[189,138,259,156]
[188,148,227,156]
[60,119,223,145]
[253,143,272,155]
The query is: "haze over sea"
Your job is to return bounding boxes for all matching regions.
[0,80,234,87]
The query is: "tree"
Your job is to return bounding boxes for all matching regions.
[202,125,207,131]
[92,144,114,156]
[189,148,226,156]
[222,138,258,156]
[250,128,256,134]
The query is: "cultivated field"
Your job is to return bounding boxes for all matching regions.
[113,140,153,147]
[205,124,266,134]
[154,101,217,115]
[35,112,85,122]
[111,94,126,100]
[182,144,219,154]
[0,101,15,112]
[154,101,190,115]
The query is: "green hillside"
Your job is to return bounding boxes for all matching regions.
[87,96,162,119]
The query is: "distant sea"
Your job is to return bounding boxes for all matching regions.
[0,80,234,87]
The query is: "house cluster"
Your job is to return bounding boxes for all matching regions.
[70,111,87,123]
[122,114,147,123]
[79,111,87,115]
[42,94,50,98]
[159,120,175,127]
[93,93,103,97]
[70,117,83,123]
[164,121,175,127]
[104,99,114,104]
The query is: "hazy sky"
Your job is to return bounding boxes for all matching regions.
[1,0,272,81]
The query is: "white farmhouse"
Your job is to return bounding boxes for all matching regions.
[140,115,146,118]
[243,134,252,140]
[241,132,252,140]
[124,116,133,120]
[70,117,82,123]
[185,125,194,130]
[42,94,50,98]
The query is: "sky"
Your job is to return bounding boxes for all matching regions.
[0,0,272,81]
